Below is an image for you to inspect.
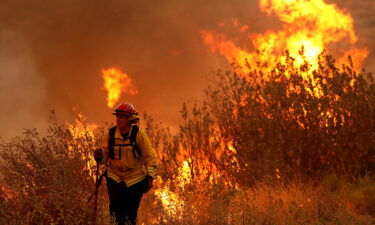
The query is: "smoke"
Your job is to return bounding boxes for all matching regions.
[0,0,373,139]
[0,29,47,140]
[332,0,375,73]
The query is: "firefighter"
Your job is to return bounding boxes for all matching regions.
[93,102,156,225]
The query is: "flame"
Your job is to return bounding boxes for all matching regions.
[152,133,239,218]
[1,184,14,200]
[67,113,98,178]
[154,178,185,218]
[67,113,98,140]
[102,67,138,108]
[202,0,368,74]
[177,160,192,189]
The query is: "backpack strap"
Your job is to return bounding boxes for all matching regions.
[108,126,117,159]
[129,125,142,159]
[108,125,142,160]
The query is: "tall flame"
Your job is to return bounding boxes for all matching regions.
[202,0,368,74]
[102,67,138,108]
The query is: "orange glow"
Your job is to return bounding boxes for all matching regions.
[67,113,98,140]
[102,67,138,108]
[151,2,371,215]
[177,160,192,189]
[67,113,98,179]
[1,184,14,200]
[202,0,368,74]
[154,178,185,218]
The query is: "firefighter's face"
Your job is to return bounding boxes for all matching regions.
[116,114,130,129]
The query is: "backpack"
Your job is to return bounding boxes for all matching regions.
[108,125,142,160]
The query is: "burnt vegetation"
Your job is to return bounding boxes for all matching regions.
[0,52,374,224]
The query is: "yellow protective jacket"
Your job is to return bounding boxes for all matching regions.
[99,127,157,187]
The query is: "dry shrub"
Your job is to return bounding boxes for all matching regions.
[0,51,374,224]
[0,113,108,224]
[136,51,375,224]
[177,51,374,184]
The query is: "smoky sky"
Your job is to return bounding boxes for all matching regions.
[0,0,374,140]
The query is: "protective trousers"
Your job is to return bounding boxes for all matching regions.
[106,177,145,225]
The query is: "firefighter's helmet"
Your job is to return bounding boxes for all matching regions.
[113,102,136,116]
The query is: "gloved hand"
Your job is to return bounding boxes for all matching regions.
[93,149,103,163]
[143,175,154,193]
